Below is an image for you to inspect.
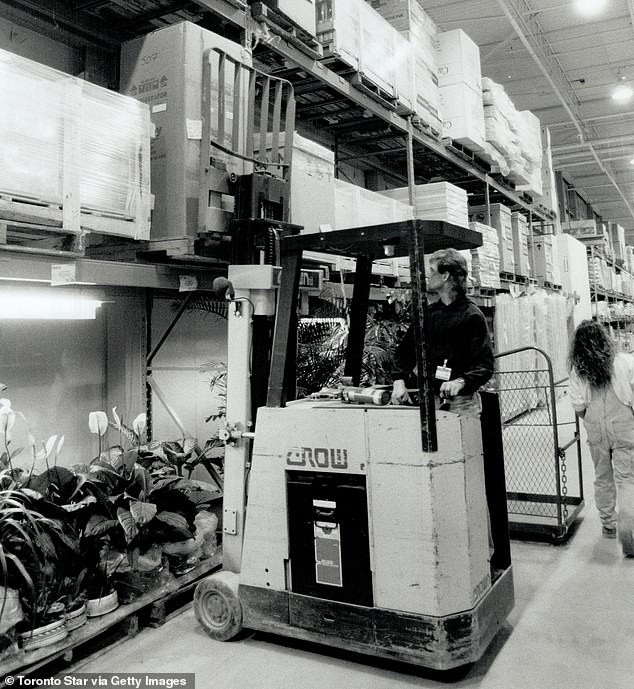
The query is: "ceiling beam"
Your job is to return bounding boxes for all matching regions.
[552,135,634,152]
[496,0,634,224]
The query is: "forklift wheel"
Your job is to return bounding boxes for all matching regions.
[194,571,243,641]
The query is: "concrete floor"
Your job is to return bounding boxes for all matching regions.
[74,415,634,689]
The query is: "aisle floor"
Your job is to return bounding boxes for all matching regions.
[73,408,634,689]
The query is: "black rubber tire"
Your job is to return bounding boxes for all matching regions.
[194,572,243,641]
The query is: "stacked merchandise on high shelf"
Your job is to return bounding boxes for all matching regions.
[0,47,152,241]
[480,78,543,197]
[120,21,252,240]
[380,181,469,227]
[470,203,515,277]
[365,0,443,131]
[315,0,415,114]
[468,222,500,290]
[435,29,486,151]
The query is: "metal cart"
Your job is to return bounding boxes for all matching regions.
[494,346,584,542]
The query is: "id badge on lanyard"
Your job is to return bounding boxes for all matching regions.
[435,359,452,381]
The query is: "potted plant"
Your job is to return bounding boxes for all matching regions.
[0,486,77,651]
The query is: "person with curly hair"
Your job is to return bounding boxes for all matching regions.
[569,319,634,555]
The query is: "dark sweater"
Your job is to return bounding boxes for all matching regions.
[394,295,494,395]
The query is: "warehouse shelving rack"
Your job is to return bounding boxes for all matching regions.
[193,0,553,230]
[587,244,634,352]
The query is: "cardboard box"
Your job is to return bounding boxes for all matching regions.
[120,22,251,240]
[470,204,515,274]
[511,212,531,278]
[609,223,626,262]
[440,82,486,151]
[317,0,409,102]
[435,29,482,91]
[529,234,555,284]
[357,0,437,121]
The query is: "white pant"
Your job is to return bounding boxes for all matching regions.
[583,385,634,552]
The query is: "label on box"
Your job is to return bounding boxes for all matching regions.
[152,103,167,113]
[179,275,198,292]
[51,263,76,286]
[186,119,202,140]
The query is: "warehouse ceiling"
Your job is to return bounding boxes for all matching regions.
[0,0,632,237]
[423,0,634,239]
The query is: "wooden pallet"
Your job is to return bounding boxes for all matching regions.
[318,45,401,113]
[0,551,222,685]
[0,192,149,244]
[412,115,442,141]
[251,2,322,59]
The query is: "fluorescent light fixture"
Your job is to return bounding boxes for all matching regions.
[612,83,634,102]
[575,0,608,15]
[0,288,102,320]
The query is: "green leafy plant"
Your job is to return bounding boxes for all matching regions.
[0,485,80,628]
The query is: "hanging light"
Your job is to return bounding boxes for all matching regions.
[574,0,608,16]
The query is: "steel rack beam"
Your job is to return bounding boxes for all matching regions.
[255,35,550,222]
[0,250,224,290]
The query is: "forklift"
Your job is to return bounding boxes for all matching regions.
[193,218,514,670]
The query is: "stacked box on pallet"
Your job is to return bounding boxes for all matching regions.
[587,254,602,286]
[511,212,531,278]
[481,78,532,186]
[0,47,151,240]
[469,203,515,275]
[436,29,486,151]
[609,223,626,263]
[367,0,442,130]
[515,111,543,198]
[627,246,634,273]
[381,181,469,228]
[255,132,337,234]
[540,127,559,221]
[316,0,415,112]
[335,179,413,228]
[529,234,555,284]
[469,222,500,289]
[121,22,251,240]
[253,0,317,36]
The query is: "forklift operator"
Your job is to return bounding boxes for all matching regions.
[390,248,494,418]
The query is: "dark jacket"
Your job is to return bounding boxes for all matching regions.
[394,295,494,395]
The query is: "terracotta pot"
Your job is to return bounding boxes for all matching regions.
[86,590,119,618]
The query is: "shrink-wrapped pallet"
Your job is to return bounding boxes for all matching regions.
[317,0,415,112]
[368,0,442,128]
[0,47,151,239]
